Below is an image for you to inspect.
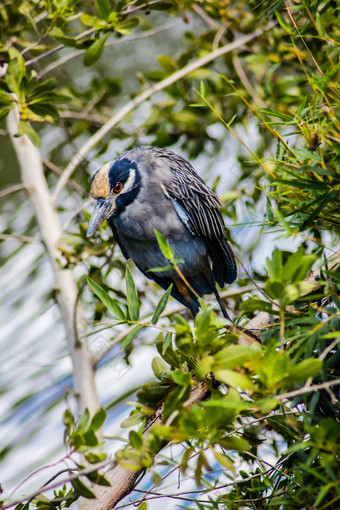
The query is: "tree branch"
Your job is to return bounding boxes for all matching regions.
[7,108,100,415]
[80,381,210,510]
[52,22,276,204]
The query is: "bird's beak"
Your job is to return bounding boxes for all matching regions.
[87,198,113,237]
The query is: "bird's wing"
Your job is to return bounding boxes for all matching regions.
[159,151,237,285]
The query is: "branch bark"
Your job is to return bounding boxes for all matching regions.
[7,108,99,415]
[80,381,210,510]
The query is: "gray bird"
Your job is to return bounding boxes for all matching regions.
[87,146,236,319]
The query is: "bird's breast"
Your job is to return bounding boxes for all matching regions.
[114,198,185,241]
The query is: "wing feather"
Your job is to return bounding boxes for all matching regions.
[158,149,237,285]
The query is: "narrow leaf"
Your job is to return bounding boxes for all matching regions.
[71,478,96,499]
[90,408,106,431]
[120,412,144,428]
[121,324,144,349]
[83,34,109,66]
[275,11,292,33]
[125,265,140,321]
[213,369,254,391]
[87,277,125,320]
[154,229,174,259]
[151,284,172,324]
[200,81,206,97]
[96,0,111,20]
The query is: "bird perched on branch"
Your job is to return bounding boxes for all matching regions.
[87,146,236,319]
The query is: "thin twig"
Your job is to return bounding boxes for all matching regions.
[1,458,114,510]
[122,0,166,15]
[0,233,40,243]
[277,378,340,401]
[42,157,87,197]
[25,28,95,68]
[0,183,26,198]
[319,336,340,361]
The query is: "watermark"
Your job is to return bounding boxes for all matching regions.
[52,297,130,381]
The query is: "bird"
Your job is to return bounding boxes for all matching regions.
[87,146,237,319]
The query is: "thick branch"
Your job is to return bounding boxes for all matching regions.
[80,382,210,510]
[52,22,275,204]
[7,109,99,415]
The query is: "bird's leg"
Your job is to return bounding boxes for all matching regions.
[212,286,232,322]
[174,279,197,319]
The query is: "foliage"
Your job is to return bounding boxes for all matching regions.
[0,0,339,509]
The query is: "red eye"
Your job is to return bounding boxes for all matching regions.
[114,182,122,193]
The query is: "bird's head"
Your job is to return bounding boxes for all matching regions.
[87,157,140,237]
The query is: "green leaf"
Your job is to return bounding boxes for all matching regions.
[129,430,143,450]
[171,369,192,386]
[157,55,176,71]
[86,471,111,486]
[200,81,206,97]
[96,0,111,20]
[316,12,325,37]
[87,277,125,320]
[214,344,261,370]
[18,121,40,147]
[149,2,172,9]
[266,196,275,223]
[121,412,144,428]
[115,17,139,34]
[151,284,172,324]
[289,359,322,383]
[78,408,90,432]
[137,502,148,510]
[90,408,106,430]
[125,265,140,321]
[220,435,250,452]
[265,280,285,300]
[154,230,174,259]
[282,248,317,283]
[6,47,26,97]
[281,281,315,304]
[195,356,214,380]
[83,429,99,446]
[213,369,254,391]
[71,478,96,499]
[121,325,144,349]
[163,331,173,353]
[213,450,235,472]
[83,33,109,66]
[267,249,283,281]
[0,89,13,106]
[85,452,107,464]
[147,265,173,272]
[275,11,292,33]
[152,356,169,379]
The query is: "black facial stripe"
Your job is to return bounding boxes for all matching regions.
[111,164,141,217]
[108,158,137,191]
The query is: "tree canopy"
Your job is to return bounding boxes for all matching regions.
[0,1,339,509]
